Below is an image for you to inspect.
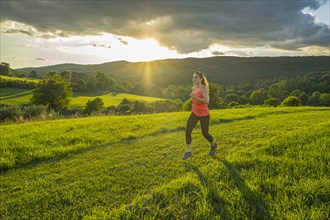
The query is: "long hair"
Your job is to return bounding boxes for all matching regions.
[195,71,209,88]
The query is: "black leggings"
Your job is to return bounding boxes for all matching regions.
[185,112,213,144]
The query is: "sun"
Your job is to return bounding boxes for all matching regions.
[114,37,179,62]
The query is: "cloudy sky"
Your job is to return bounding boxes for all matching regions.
[1,0,329,68]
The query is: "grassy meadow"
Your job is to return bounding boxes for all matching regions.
[0,87,162,107]
[71,91,163,107]
[0,107,329,219]
[0,75,40,83]
[0,88,33,106]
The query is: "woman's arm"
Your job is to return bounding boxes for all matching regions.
[190,86,209,104]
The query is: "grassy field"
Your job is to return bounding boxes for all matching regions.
[0,87,162,107]
[0,107,329,219]
[71,91,163,107]
[0,88,33,106]
[0,75,40,83]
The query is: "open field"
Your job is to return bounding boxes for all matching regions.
[0,88,33,106]
[71,91,163,107]
[0,107,329,219]
[0,87,163,107]
[0,75,40,83]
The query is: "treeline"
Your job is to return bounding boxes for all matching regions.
[0,69,185,121]
[2,61,329,107]
[218,71,330,107]
[0,61,329,122]
[0,98,184,122]
[3,67,329,107]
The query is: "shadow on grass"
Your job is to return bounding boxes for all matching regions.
[0,143,107,175]
[212,108,327,126]
[186,164,230,219]
[217,157,271,220]
[0,126,185,175]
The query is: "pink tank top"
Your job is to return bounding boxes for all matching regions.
[192,86,209,117]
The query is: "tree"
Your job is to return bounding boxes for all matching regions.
[71,71,88,83]
[209,83,223,109]
[249,89,268,105]
[121,80,133,93]
[290,90,301,97]
[31,72,72,111]
[91,72,116,90]
[169,99,183,112]
[116,98,132,114]
[268,83,287,99]
[281,96,301,107]
[308,91,321,106]
[228,101,240,108]
[298,91,308,105]
[224,93,240,104]
[46,71,58,78]
[29,70,38,79]
[60,71,72,84]
[319,93,330,106]
[77,79,86,91]
[84,98,104,115]
[0,63,10,76]
[163,85,190,101]
[130,100,148,114]
[264,98,281,107]
[239,95,249,104]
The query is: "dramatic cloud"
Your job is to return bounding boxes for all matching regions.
[212,51,225,56]
[1,0,329,53]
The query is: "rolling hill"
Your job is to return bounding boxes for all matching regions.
[0,87,163,107]
[1,107,329,219]
[15,56,330,86]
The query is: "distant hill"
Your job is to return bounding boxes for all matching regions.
[15,56,330,86]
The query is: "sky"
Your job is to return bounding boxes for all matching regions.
[1,0,329,69]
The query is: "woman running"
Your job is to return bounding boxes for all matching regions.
[182,71,217,160]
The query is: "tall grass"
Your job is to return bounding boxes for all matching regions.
[0,107,329,219]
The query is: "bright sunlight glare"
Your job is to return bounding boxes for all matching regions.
[36,33,183,63]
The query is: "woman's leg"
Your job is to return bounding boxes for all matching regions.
[185,112,199,151]
[199,114,214,143]
[200,114,217,155]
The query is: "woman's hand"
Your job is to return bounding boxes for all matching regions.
[190,93,195,98]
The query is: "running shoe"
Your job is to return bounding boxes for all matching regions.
[209,143,217,156]
[181,152,192,160]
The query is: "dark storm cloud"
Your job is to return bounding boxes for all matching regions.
[4,29,35,36]
[1,0,329,53]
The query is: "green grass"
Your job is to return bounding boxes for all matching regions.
[0,107,329,219]
[0,88,33,105]
[0,75,40,83]
[0,87,163,107]
[71,91,163,107]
